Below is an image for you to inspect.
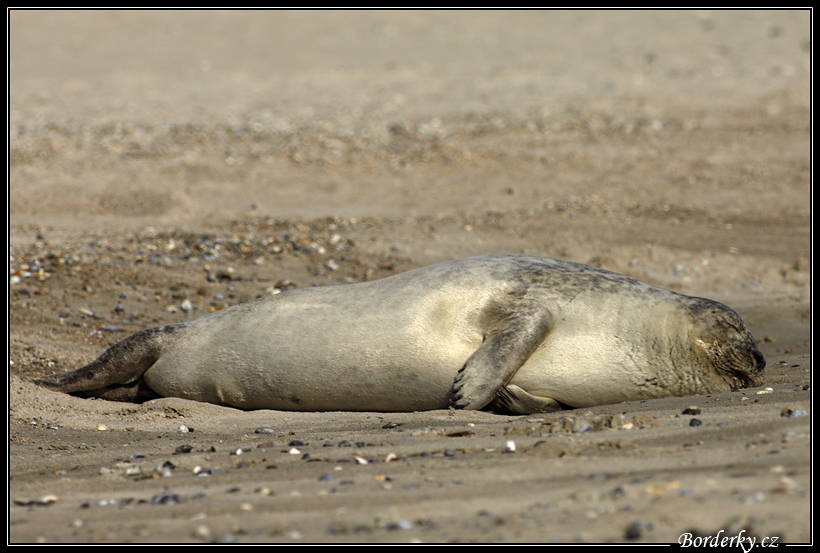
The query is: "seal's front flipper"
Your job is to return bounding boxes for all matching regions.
[33,327,171,399]
[490,384,562,414]
[451,307,551,410]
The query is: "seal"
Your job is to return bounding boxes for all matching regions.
[33,254,766,414]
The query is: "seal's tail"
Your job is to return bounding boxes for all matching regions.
[32,326,173,402]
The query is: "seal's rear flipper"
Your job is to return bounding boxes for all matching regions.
[74,381,163,403]
[451,305,552,410]
[33,326,172,400]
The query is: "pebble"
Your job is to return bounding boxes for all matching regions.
[624,520,653,540]
[177,424,190,433]
[740,492,765,504]
[193,525,212,541]
[781,408,808,418]
[388,519,414,531]
[13,494,59,506]
[254,427,277,434]
[123,466,143,477]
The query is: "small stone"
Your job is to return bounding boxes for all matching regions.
[151,493,180,505]
[625,520,653,540]
[14,494,59,506]
[389,519,414,531]
[193,525,212,541]
[254,427,277,434]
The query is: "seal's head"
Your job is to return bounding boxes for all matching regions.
[688,299,766,390]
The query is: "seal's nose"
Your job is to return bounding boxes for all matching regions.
[753,349,766,373]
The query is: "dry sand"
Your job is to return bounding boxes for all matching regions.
[8,10,811,543]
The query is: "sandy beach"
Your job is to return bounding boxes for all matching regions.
[9,10,811,543]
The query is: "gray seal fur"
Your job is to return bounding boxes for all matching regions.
[33,254,766,414]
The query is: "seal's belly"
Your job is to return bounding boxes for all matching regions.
[146,339,470,411]
[509,330,653,408]
[144,289,484,411]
